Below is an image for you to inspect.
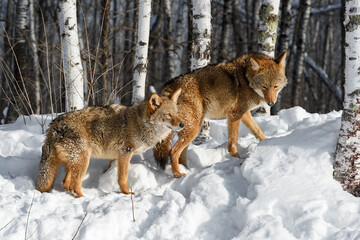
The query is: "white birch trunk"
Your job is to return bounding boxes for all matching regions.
[334,0,360,197]
[254,0,281,117]
[190,0,211,70]
[257,0,280,58]
[132,0,152,104]
[58,0,85,112]
[16,0,28,44]
[191,0,211,145]
[29,0,40,114]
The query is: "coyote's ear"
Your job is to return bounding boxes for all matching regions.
[250,58,261,71]
[147,93,163,117]
[275,51,287,74]
[171,88,182,104]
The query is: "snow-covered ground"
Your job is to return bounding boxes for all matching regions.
[1,107,360,240]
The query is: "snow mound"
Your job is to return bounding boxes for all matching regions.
[1,107,360,240]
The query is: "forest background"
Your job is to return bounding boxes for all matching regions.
[0,0,343,124]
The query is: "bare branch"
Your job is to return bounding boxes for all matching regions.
[304,53,343,103]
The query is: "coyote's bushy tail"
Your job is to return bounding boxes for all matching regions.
[153,133,173,170]
[36,142,59,193]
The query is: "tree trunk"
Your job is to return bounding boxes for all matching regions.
[173,0,189,77]
[232,0,244,56]
[164,0,176,79]
[120,0,136,106]
[7,0,32,122]
[99,0,111,105]
[291,0,311,107]
[255,0,280,116]
[132,0,152,104]
[191,0,211,145]
[219,0,233,62]
[148,2,164,94]
[251,0,260,51]
[258,0,280,58]
[276,0,293,56]
[59,0,85,112]
[190,0,211,70]
[1,0,16,123]
[29,0,40,114]
[334,0,360,197]
[272,0,292,115]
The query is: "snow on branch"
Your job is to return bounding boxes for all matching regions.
[304,53,343,103]
[310,3,341,15]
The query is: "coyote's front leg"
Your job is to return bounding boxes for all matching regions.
[227,116,242,158]
[241,111,266,141]
[117,146,134,194]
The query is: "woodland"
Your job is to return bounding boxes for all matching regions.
[0,0,344,124]
[3,2,360,236]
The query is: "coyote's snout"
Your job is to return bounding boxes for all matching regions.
[248,56,287,107]
[36,89,183,197]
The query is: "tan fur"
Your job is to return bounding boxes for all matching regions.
[154,52,288,177]
[36,89,184,197]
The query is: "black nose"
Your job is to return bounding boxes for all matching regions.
[179,123,185,128]
[267,102,274,107]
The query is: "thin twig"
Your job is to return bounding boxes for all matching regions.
[131,185,135,222]
[26,225,39,240]
[25,193,35,240]
[72,212,88,240]
[0,218,15,232]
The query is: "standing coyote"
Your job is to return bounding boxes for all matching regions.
[154,52,288,177]
[36,89,184,197]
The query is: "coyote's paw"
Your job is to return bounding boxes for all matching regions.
[121,188,135,195]
[230,152,241,158]
[119,184,135,195]
[173,172,186,178]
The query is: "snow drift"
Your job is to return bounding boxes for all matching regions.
[1,107,360,240]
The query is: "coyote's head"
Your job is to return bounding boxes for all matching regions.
[147,88,185,131]
[246,52,288,107]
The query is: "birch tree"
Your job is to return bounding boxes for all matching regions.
[272,0,292,114]
[291,0,311,106]
[132,0,152,104]
[191,0,211,145]
[190,0,211,70]
[8,0,31,122]
[232,0,244,56]
[98,0,111,106]
[164,0,176,79]
[334,0,360,197]
[256,0,280,116]
[276,0,292,56]
[173,0,189,77]
[219,0,233,62]
[30,0,40,114]
[257,0,280,58]
[58,0,85,112]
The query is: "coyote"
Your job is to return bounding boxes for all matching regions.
[154,52,288,177]
[36,89,184,197]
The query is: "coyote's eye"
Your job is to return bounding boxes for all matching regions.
[262,86,267,90]
[166,113,172,119]
[274,86,278,89]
